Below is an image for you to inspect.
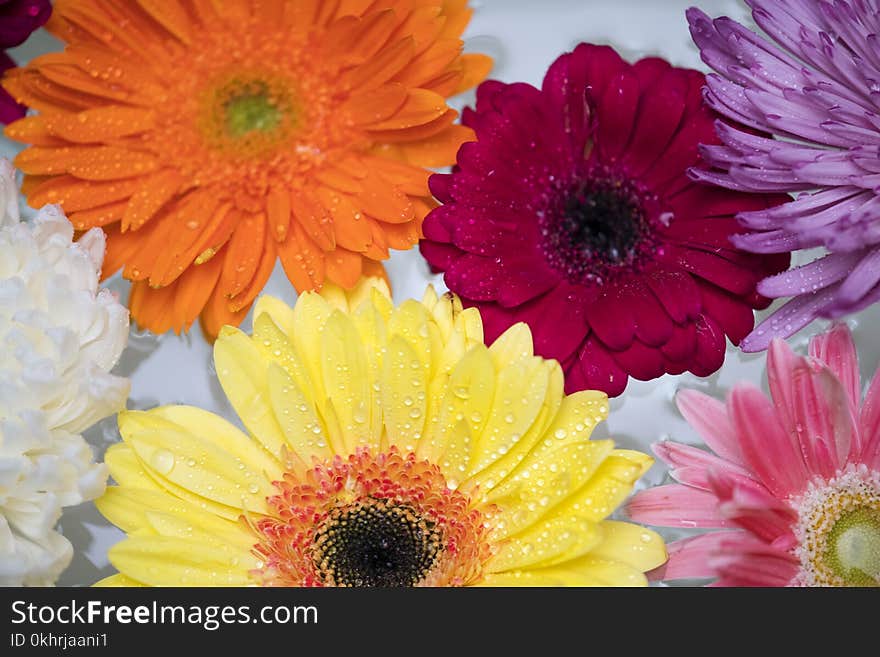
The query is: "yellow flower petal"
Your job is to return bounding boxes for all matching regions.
[150,405,282,476]
[382,335,428,452]
[320,310,373,452]
[252,310,316,404]
[591,521,667,572]
[351,299,388,445]
[93,574,145,587]
[109,537,257,586]
[266,363,333,462]
[253,294,297,337]
[485,440,616,538]
[489,514,602,572]
[289,291,334,402]
[105,443,163,491]
[488,322,534,369]
[554,556,649,587]
[97,486,255,550]
[548,452,653,523]
[214,326,288,457]
[477,569,606,587]
[469,356,549,475]
[428,345,495,482]
[120,411,273,514]
[463,360,564,494]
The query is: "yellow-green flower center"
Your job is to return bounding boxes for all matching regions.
[199,73,298,156]
[793,466,880,587]
[825,507,880,586]
[225,87,282,138]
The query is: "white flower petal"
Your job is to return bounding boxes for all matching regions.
[0,159,129,586]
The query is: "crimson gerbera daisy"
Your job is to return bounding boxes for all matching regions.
[420,44,791,396]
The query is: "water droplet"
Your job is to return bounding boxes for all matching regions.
[151,449,175,474]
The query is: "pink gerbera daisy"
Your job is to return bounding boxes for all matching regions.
[420,43,790,397]
[628,324,880,586]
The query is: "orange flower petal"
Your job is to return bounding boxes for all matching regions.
[34,57,148,105]
[68,199,129,229]
[64,46,166,100]
[44,106,156,143]
[439,0,472,39]
[229,228,277,312]
[313,165,365,194]
[397,124,475,168]
[4,116,66,147]
[187,204,238,268]
[379,216,422,250]
[122,169,185,231]
[16,145,160,180]
[325,247,363,289]
[315,187,372,252]
[135,0,193,44]
[340,37,415,91]
[290,188,335,251]
[102,222,155,279]
[360,156,430,196]
[277,222,326,292]
[172,251,224,333]
[267,187,291,241]
[392,38,462,88]
[28,175,140,213]
[357,174,414,224]
[366,88,448,131]
[148,191,222,286]
[220,213,267,298]
[455,53,494,93]
[343,83,408,126]
[199,262,252,341]
[368,108,457,143]
[129,279,178,335]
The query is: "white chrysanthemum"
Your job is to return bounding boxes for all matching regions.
[0,159,129,586]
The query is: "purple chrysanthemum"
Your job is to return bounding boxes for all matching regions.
[688,0,880,351]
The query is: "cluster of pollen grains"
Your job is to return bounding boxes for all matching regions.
[792,465,880,587]
[252,448,496,587]
[539,163,667,286]
[145,22,361,200]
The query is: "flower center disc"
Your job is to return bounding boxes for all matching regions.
[225,88,282,138]
[199,74,297,157]
[825,507,880,586]
[312,498,443,587]
[540,166,663,285]
[253,448,495,587]
[794,467,880,586]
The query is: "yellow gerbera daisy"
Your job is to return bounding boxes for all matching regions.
[96,279,666,586]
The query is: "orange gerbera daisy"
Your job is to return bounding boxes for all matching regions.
[3,0,490,338]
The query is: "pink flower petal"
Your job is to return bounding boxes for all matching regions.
[708,535,800,587]
[675,388,746,466]
[727,383,809,498]
[860,366,880,467]
[788,356,855,479]
[653,441,756,490]
[808,322,861,417]
[709,470,798,544]
[651,530,753,582]
[625,484,731,529]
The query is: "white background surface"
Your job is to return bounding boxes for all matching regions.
[5,0,876,586]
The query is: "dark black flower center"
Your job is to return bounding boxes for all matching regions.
[311,498,443,587]
[540,166,663,285]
